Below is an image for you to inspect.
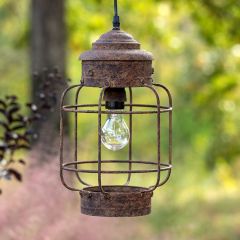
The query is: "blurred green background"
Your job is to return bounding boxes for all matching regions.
[0,0,240,239]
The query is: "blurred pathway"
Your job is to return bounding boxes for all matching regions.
[0,146,153,240]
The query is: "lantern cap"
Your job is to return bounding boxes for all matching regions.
[80,29,153,87]
[80,30,153,61]
[93,30,140,49]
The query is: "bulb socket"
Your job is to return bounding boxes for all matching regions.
[105,101,124,110]
[103,88,126,110]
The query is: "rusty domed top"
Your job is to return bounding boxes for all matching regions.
[93,30,140,50]
[80,30,153,61]
[80,29,153,88]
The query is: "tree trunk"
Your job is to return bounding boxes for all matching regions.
[31,0,66,71]
[30,0,68,158]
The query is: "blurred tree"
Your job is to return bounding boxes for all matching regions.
[31,0,66,72]
[31,0,69,156]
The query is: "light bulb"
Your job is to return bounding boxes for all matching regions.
[101,114,129,151]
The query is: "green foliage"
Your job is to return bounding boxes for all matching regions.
[66,0,240,168]
[65,2,240,237]
[0,0,240,238]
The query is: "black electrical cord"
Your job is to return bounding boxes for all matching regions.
[114,0,118,16]
[113,0,120,30]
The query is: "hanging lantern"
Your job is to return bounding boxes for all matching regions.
[60,0,173,217]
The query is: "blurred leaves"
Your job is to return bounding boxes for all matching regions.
[0,1,239,237]
[0,0,28,47]
[65,0,240,169]
[0,68,67,194]
[0,0,239,182]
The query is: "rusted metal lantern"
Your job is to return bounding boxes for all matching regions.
[60,0,173,217]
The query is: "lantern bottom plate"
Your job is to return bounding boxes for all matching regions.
[80,186,153,217]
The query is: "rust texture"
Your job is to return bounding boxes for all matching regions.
[80,186,153,217]
[60,28,173,218]
[80,30,153,87]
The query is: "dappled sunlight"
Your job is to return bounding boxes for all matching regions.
[0,0,240,239]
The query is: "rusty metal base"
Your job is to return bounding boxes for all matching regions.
[80,186,153,217]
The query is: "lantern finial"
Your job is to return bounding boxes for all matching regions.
[113,0,120,30]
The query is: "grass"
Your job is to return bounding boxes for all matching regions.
[146,160,240,240]
[149,194,240,240]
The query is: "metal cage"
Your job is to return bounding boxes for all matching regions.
[60,82,172,217]
[59,20,173,217]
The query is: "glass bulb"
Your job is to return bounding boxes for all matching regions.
[101,114,129,151]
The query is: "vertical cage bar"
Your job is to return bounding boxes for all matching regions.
[125,87,133,185]
[60,84,81,191]
[97,88,108,194]
[144,85,161,192]
[153,83,173,186]
[74,85,91,186]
